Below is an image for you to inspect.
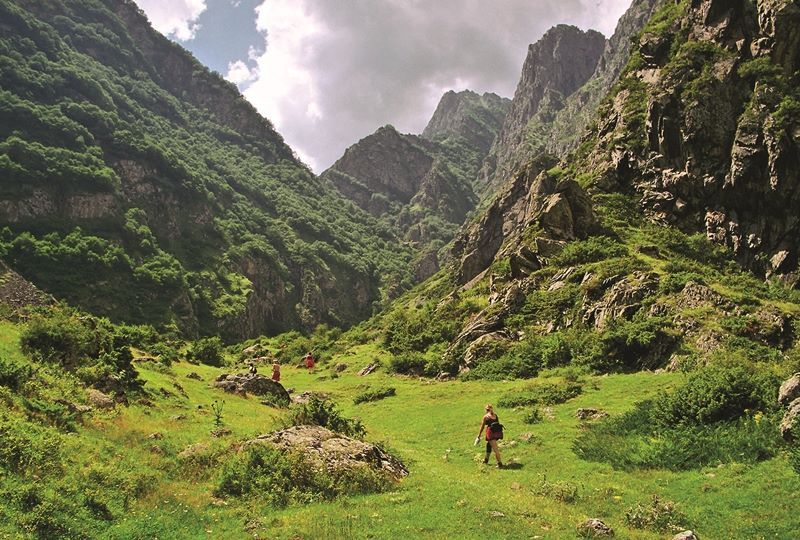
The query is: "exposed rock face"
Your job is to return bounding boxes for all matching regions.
[779,373,800,405]
[251,425,408,480]
[0,261,53,316]
[451,158,595,284]
[479,25,606,191]
[582,272,659,330]
[544,0,667,157]
[587,0,800,285]
[422,90,511,154]
[213,373,290,405]
[780,397,800,440]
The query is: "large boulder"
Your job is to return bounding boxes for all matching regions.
[779,373,800,405]
[577,518,614,537]
[250,425,408,480]
[780,397,800,441]
[213,373,290,405]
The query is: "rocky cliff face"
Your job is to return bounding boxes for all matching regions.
[322,92,510,281]
[479,25,606,191]
[542,0,666,157]
[583,0,800,285]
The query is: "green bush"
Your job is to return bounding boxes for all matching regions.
[498,382,583,408]
[574,366,785,470]
[20,309,99,367]
[353,387,396,404]
[187,337,224,366]
[577,317,678,373]
[553,236,627,265]
[0,416,63,476]
[523,407,543,424]
[534,476,579,503]
[624,495,688,533]
[0,355,32,390]
[287,396,365,438]
[388,352,427,375]
[150,342,180,365]
[215,443,390,505]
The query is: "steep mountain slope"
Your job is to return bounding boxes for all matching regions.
[0,0,412,339]
[321,91,509,280]
[478,25,606,192]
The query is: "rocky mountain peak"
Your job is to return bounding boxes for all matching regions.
[422,90,510,153]
[479,24,606,191]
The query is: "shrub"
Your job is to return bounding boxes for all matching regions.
[187,336,224,366]
[150,342,180,365]
[388,352,427,375]
[577,317,678,373]
[523,407,543,424]
[534,476,579,503]
[0,416,63,476]
[353,387,396,404]
[20,309,99,367]
[214,443,390,505]
[624,495,688,533]
[553,236,627,265]
[0,355,32,390]
[498,382,583,408]
[287,396,366,439]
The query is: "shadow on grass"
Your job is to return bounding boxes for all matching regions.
[503,463,524,470]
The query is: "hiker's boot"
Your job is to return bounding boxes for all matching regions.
[483,454,490,465]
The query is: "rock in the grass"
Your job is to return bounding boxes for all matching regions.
[672,531,699,540]
[780,397,800,441]
[186,372,203,381]
[291,391,329,404]
[213,372,290,405]
[778,373,800,405]
[86,389,115,409]
[250,425,408,480]
[576,518,614,537]
[576,408,609,420]
[334,363,348,373]
[211,427,232,438]
[147,432,163,440]
[178,443,209,460]
[358,362,379,376]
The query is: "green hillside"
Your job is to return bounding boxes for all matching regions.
[0,0,412,340]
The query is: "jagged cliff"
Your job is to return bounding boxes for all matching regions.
[582,0,800,284]
[0,0,413,338]
[321,91,510,281]
[478,25,606,192]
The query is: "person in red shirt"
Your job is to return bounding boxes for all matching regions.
[304,352,315,370]
[271,361,281,382]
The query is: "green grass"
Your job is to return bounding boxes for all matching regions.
[2,323,798,538]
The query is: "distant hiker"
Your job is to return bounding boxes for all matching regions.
[271,361,281,382]
[304,352,315,370]
[475,403,504,468]
[248,362,257,375]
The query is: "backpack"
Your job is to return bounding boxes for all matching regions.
[488,419,504,440]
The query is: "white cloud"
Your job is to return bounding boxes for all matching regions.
[225,60,259,86]
[134,0,207,41]
[226,1,636,172]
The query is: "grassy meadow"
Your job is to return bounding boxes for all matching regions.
[3,319,797,539]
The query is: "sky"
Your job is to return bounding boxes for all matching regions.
[134,0,632,172]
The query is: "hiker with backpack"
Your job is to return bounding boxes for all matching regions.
[475,403,504,468]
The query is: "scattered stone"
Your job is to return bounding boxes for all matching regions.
[291,391,330,404]
[358,363,379,376]
[576,408,609,421]
[672,531,699,540]
[334,363,348,373]
[147,432,163,440]
[170,414,187,421]
[576,518,614,537]
[54,399,93,414]
[250,425,408,480]
[87,389,115,409]
[213,372,290,405]
[172,381,188,397]
[133,356,158,363]
[178,443,209,460]
[488,511,505,518]
[149,445,165,455]
[519,432,536,442]
[211,427,232,438]
[186,372,203,381]
[778,373,800,406]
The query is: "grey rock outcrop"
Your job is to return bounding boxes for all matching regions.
[251,425,408,480]
[780,397,800,440]
[452,158,595,285]
[577,518,614,537]
[586,0,800,285]
[672,531,700,540]
[479,25,606,191]
[213,372,290,405]
[582,272,658,329]
[422,90,511,154]
[778,373,800,405]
